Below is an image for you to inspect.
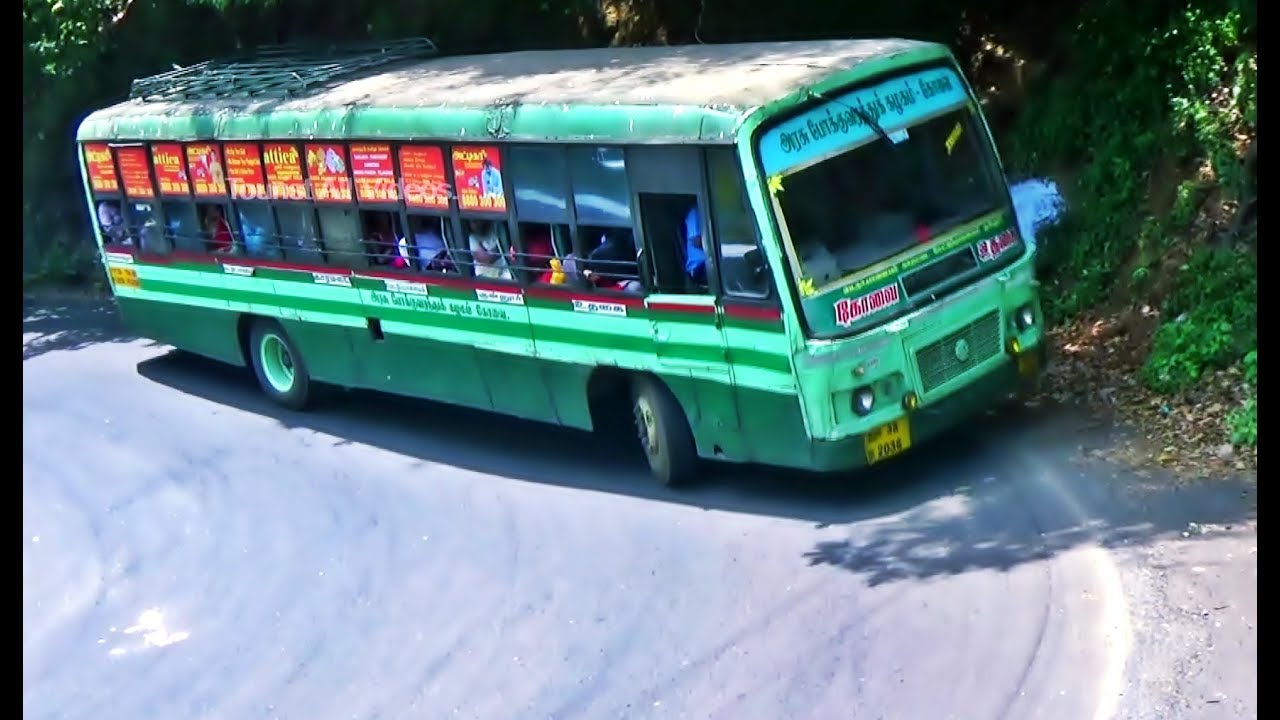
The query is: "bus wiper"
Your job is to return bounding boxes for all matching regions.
[806,88,899,148]
[851,106,895,146]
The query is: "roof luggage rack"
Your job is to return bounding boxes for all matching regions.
[128,37,438,102]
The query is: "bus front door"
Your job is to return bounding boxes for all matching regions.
[627,146,741,444]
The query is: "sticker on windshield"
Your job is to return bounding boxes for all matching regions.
[767,174,785,196]
[834,283,901,327]
[799,277,816,296]
[976,229,1018,262]
[945,122,964,155]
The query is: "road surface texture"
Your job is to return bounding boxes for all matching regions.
[23,295,1256,720]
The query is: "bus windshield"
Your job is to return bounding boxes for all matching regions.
[774,104,1006,290]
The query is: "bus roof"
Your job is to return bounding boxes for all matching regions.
[76,38,951,145]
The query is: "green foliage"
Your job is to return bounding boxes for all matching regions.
[1229,349,1257,446]
[1228,393,1256,447]
[1141,249,1256,394]
[1011,0,1255,308]
[1009,0,1257,440]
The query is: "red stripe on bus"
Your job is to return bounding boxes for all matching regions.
[525,285,647,308]
[723,304,782,322]
[353,267,518,294]
[647,301,715,315]
[221,257,352,275]
[171,250,217,264]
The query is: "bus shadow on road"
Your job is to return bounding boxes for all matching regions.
[135,347,1256,572]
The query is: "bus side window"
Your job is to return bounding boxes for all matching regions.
[402,214,458,273]
[707,148,770,298]
[636,192,706,294]
[359,210,402,268]
[125,201,166,254]
[579,225,642,294]
[96,200,127,247]
[316,206,365,269]
[513,222,571,284]
[276,204,324,265]
[236,203,281,260]
[462,219,513,280]
[507,146,573,286]
[162,201,199,254]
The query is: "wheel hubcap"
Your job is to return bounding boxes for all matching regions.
[259,334,295,392]
[634,395,659,458]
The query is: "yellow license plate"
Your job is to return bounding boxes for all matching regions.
[109,266,139,289]
[864,417,912,465]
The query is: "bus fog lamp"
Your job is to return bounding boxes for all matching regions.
[902,391,919,411]
[1007,337,1022,355]
[853,386,875,416]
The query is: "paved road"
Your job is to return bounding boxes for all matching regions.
[22,296,1256,720]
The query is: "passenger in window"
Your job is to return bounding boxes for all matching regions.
[512,226,560,283]
[202,205,234,253]
[364,213,400,266]
[467,220,512,280]
[399,220,454,273]
[583,229,642,293]
[683,206,708,286]
[237,208,273,257]
[97,201,127,245]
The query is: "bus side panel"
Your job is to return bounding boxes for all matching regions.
[277,319,362,386]
[538,359,594,430]
[474,351,560,424]
[733,385,814,470]
[347,328,493,412]
[113,256,245,365]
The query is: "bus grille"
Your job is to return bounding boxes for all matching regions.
[915,311,1002,394]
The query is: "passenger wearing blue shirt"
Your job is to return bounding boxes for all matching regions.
[684,206,707,286]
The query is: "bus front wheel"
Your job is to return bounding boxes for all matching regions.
[631,376,697,487]
[248,319,313,411]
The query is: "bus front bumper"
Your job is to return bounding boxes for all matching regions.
[806,341,1046,474]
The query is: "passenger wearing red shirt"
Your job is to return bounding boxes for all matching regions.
[203,206,234,253]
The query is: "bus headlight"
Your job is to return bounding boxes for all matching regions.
[852,386,875,416]
[1015,303,1036,331]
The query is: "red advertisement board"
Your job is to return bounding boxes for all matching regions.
[305,143,353,202]
[224,142,267,200]
[263,143,308,200]
[400,145,450,210]
[116,146,155,199]
[83,143,119,194]
[185,143,228,197]
[451,145,505,213]
[351,143,398,203]
[151,143,190,196]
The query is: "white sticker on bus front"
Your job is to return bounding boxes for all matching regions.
[385,279,428,295]
[976,229,1018,262]
[572,299,627,317]
[104,252,133,265]
[222,264,254,276]
[313,272,352,287]
[834,283,901,327]
[476,289,524,305]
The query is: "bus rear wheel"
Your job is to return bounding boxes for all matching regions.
[631,376,697,487]
[248,319,313,411]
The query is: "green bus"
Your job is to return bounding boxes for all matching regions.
[75,37,1046,485]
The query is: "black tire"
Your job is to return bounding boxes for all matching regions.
[630,375,698,486]
[247,319,313,411]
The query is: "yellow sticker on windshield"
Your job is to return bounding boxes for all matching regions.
[767,174,785,196]
[798,277,816,296]
[945,122,964,155]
